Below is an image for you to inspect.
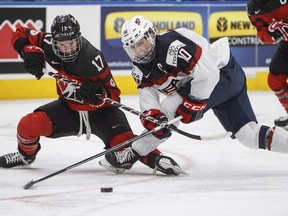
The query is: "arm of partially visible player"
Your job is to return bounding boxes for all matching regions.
[247,2,277,44]
[268,21,288,41]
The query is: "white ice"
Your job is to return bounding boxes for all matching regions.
[1,91,288,216]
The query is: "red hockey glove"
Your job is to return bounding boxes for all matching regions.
[22,45,45,80]
[77,82,107,104]
[268,21,288,41]
[141,109,172,140]
[176,96,207,124]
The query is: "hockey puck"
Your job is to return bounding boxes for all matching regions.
[100,187,113,193]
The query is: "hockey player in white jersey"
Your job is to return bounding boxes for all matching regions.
[99,15,288,172]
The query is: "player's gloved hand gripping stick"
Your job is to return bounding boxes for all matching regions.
[44,70,232,141]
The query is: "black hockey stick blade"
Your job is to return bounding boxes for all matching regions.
[23,180,36,190]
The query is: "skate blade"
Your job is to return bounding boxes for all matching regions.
[98,159,126,174]
[161,161,189,175]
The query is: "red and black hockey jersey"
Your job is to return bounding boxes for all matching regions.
[247,0,288,44]
[11,26,121,111]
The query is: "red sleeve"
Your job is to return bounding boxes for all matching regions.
[248,14,275,44]
[247,0,288,44]
[11,26,45,54]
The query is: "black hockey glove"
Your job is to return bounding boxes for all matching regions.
[77,82,107,104]
[141,109,172,140]
[22,45,45,80]
[268,21,288,42]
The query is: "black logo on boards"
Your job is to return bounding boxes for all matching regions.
[114,18,125,33]
[217,17,228,32]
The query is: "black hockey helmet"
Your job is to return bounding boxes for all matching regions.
[51,14,82,62]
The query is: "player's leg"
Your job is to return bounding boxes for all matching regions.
[213,88,288,153]
[95,107,182,175]
[139,149,182,175]
[88,106,139,172]
[0,111,50,168]
[268,40,288,127]
[268,73,288,126]
[0,98,79,168]
[131,94,183,175]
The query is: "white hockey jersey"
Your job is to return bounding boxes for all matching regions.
[131,28,230,112]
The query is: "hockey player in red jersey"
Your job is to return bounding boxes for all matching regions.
[99,15,288,169]
[247,0,288,127]
[0,14,183,175]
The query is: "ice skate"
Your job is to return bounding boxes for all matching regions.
[274,115,288,127]
[0,152,36,168]
[0,145,40,168]
[98,157,126,174]
[154,155,187,175]
[99,146,140,174]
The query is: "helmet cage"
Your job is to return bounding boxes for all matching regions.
[51,14,82,62]
[52,36,82,62]
[123,27,156,64]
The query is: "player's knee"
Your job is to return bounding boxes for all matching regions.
[267,73,288,91]
[17,111,53,138]
[235,122,270,150]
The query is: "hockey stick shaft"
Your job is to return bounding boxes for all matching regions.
[45,70,231,140]
[23,116,181,190]
[97,97,232,141]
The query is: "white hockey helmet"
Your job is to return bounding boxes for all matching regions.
[121,16,157,64]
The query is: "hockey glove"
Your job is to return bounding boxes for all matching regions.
[22,45,45,80]
[77,82,107,104]
[141,109,172,140]
[176,96,207,124]
[268,21,288,41]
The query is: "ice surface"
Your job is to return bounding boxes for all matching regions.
[1,91,288,216]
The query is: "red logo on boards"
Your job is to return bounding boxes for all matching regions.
[0,20,43,60]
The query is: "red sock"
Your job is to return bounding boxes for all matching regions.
[140,149,161,168]
[108,131,135,151]
[275,88,288,112]
[268,73,288,112]
[17,111,52,156]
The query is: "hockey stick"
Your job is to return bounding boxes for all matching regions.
[45,70,232,140]
[23,116,182,190]
[94,97,231,141]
